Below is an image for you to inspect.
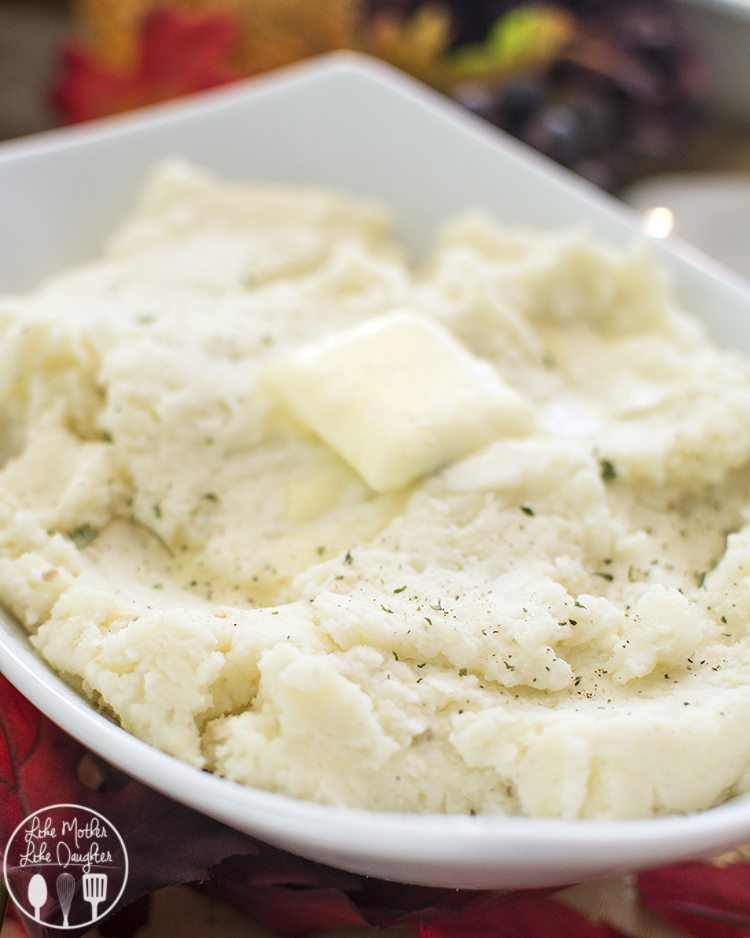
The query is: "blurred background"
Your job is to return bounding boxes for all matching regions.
[1,0,749,272]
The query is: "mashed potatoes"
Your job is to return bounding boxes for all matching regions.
[3,161,750,818]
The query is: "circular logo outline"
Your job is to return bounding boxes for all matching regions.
[3,802,129,930]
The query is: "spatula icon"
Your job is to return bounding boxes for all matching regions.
[27,873,47,922]
[82,872,107,920]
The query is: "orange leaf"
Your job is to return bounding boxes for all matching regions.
[206,0,360,73]
[70,0,161,69]
[364,5,455,88]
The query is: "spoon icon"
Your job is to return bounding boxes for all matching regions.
[27,873,47,922]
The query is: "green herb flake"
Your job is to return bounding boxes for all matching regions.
[393,585,407,594]
[316,545,326,557]
[520,505,535,516]
[381,604,394,614]
[202,492,219,502]
[424,617,432,626]
[458,667,468,677]
[594,571,614,582]
[152,583,163,590]
[67,524,98,550]
[153,502,162,520]
[344,550,353,565]
[128,516,174,557]
[393,651,399,661]
[541,350,556,369]
[696,571,707,588]
[721,615,728,625]
[574,676,582,687]
[599,458,617,483]
[574,600,586,609]
[102,431,113,443]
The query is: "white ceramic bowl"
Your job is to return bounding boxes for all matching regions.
[3,53,750,890]
[625,172,750,280]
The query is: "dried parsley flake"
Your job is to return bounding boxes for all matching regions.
[599,458,618,483]
[67,524,98,550]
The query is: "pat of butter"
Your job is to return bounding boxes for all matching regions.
[263,310,536,492]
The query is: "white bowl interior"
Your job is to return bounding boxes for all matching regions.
[626,172,750,280]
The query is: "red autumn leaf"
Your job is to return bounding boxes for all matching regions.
[203,847,482,936]
[209,880,367,937]
[206,851,626,938]
[639,861,750,938]
[203,850,369,937]
[0,682,93,840]
[52,8,245,124]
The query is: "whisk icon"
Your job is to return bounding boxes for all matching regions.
[56,873,75,927]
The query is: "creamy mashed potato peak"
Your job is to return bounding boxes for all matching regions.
[3,160,750,818]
